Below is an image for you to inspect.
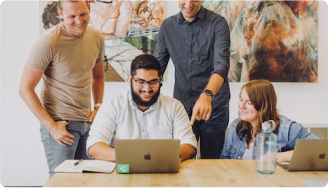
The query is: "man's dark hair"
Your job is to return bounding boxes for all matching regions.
[130,54,162,77]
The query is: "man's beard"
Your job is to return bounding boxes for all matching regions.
[130,81,160,108]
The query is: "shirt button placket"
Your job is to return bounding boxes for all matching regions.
[141,113,149,139]
[186,24,192,98]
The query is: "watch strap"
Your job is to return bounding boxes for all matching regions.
[202,89,214,98]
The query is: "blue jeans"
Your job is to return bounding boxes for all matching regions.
[191,105,229,159]
[40,121,91,177]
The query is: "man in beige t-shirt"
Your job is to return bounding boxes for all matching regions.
[19,0,105,177]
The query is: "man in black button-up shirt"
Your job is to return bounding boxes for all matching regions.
[154,0,231,159]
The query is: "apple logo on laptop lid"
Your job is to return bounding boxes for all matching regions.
[144,153,151,160]
[319,152,326,159]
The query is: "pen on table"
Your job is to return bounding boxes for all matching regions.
[74,159,83,166]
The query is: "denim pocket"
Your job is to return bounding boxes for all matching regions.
[229,145,237,154]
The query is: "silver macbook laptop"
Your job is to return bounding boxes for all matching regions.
[115,139,180,173]
[278,139,328,171]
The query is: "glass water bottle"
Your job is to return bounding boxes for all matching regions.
[255,120,277,174]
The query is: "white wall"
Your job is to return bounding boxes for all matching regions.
[1,1,327,186]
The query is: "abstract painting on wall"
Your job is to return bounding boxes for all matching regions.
[203,1,318,82]
[39,0,163,82]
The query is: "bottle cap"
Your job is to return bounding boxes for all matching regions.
[261,120,275,131]
[262,122,270,131]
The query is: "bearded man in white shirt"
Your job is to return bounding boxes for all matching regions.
[87,54,197,162]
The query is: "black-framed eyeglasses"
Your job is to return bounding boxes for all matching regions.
[96,0,113,4]
[132,77,161,88]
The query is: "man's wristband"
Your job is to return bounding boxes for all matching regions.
[94,103,102,107]
[202,89,214,98]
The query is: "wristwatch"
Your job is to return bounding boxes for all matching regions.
[202,89,214,98]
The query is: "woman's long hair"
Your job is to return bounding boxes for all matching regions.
[236,79,280,143]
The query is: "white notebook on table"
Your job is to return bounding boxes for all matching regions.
[54,159,116,173]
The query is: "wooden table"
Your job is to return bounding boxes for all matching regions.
[43,159,328,187]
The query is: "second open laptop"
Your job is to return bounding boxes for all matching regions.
[277,139,328,171]
[115,139,180,173]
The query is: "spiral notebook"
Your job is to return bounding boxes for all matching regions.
[277,139,328,171]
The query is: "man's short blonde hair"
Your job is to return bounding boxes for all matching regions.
[58,0,89,11]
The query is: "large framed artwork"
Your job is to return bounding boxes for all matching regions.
[39,0,163,82]
[203,1,318,82]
